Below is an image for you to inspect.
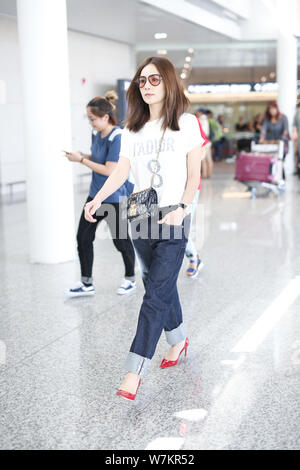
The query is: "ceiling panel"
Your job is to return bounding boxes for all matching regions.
[0,0,229,45]
[66,0,137,44]
[0,0,299,73]
[136,2,227,44]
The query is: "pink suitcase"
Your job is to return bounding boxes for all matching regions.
[236,152,277,183]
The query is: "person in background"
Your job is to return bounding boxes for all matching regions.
[235,116,248,132]
[247,121,254,132]
[206,110,215,141]
[254,113,264,143]
[292,101,300,176]
[235,116,251,152]
[206,110,223,161]
[185,115,210,278]
[195,107,213,178]
[217,114,225,130]
[195,108,209,138]
[64,91,136,297]
[217,115,228,157]
[259,101,290,180]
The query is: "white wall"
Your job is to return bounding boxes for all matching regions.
[68,30,135,180]
[241,0,300,40]
[0,16,135,194]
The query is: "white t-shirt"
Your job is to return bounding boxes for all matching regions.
[120,113,205,207]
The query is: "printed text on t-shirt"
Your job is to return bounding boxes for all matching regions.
[134,137,175,157]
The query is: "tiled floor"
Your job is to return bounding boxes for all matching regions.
[0,162,299,450]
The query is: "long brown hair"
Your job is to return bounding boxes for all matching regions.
[265,101,282,122]
[125,56,189,132]
[87,90,118,125]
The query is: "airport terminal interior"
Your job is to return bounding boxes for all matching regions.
[0,0,300,451]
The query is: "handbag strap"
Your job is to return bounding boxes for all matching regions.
[150,130,166,188]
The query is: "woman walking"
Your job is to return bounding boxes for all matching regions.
[259,101,290,180]
[85,58,205,399]
[65,91,136,297]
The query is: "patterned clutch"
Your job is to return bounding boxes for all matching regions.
[127,187,158,222]
[127,130,165,223]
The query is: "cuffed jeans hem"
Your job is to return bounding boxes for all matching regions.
[165,323,187,346]
[125,352,151,377]
[81,276,93,284]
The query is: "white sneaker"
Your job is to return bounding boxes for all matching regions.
[116,279,136,295]
[65,281,95,298]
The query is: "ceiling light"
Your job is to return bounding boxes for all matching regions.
[185,56,191,62]
[261,76,267,82]
[154,33,167,39]
[157,50,167,55]
[188,48,194,54]
[269,72,276,79]
[181,73,187,79]
[183,63,190,69]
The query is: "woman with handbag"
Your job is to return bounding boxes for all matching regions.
[84,57,205,400]
[64,91,136,297]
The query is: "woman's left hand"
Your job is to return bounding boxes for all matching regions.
[158,207,185,226]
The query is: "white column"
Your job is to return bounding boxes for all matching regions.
[0,80,6,104]
[276,0,298,175]
[17,0,76,263]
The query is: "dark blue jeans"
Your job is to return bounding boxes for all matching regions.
[125,207,191,376]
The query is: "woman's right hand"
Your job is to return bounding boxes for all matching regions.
[64,151,82,162]
[84,198,101,223]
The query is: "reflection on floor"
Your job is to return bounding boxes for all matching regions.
[0,162,299,450]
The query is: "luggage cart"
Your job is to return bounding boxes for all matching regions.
[235,141,285,199]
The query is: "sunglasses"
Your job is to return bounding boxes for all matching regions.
[135,74,162,88]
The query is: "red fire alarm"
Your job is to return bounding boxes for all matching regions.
[81,78,86,85]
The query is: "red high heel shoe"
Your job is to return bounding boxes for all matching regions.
[160,338,189,368]
[116,378,141,401]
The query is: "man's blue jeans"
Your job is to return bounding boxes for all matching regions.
[125,207,191,376]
